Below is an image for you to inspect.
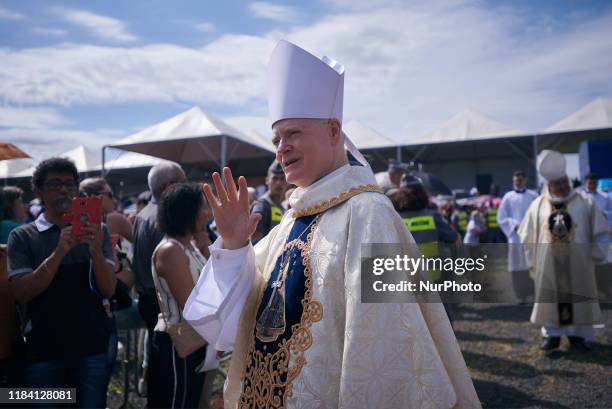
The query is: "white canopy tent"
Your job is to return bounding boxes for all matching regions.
[7,146,181,198]
[537,98,612,181]
[343,120,399,149]
[105,150,170,172]
[247,129,275,152]
[410,109,526,145]
[544,98,612,134]
[15,145,102,177]
[0,158,35,180]
[397,110,535,192]
[105,106,275,176]
[341,120,401,168]
[537,98,612,153]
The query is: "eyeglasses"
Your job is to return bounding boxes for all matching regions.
[43,179,78,191]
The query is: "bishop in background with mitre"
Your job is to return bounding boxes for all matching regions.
[519,149,610,351]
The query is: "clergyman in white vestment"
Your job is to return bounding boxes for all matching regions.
[519,150,610,351]
[184,40,480,409]
[497,170,538,302]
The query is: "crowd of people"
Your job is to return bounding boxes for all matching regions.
[376,153,611,350]
[0,39,610,409]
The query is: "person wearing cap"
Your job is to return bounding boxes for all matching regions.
[497,170,538,303]
[184,40,479,408]
[519,150,609,351]
[250,160,288,243]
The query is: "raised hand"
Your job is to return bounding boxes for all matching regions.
[203,167,261,250]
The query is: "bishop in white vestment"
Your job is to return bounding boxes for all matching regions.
[184,40,480,408]
[519,150,610,350]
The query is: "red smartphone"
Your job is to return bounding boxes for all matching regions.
[70,197,103,236]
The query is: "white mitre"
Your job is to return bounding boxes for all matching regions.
[537,149,566,182]
[267,39,369,167]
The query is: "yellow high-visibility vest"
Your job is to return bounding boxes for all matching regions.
[487,207,498,228]
[402,214,441,281]
[271,206,283,223]
[457,211,467,232]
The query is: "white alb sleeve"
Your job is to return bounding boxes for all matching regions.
[183,237,256,352]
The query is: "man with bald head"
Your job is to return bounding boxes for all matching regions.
[185,40,479,408]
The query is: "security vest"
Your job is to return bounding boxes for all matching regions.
[456,211,467,233]
[400,210,441,281]
[262,194,285,231]
[486,207,498,228]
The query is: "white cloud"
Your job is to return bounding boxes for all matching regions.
[249,2,299,22]
[54,8,137,42]
[0,5,24,20]
[2,2,612,146]
[31,27,68,37]
[0,35,273,107]
[282,4,612,137]
[0,127,123,160]
[0,106,68,128]
[194,22,216,33]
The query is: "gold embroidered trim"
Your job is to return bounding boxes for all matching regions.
[291,184,383,218]
[238,216,323,409]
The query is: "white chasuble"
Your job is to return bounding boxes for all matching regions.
[518,189,610,327]
[186,165,480,409]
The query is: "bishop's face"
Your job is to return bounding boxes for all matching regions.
[272,118,339,188]
[548,176,571,198]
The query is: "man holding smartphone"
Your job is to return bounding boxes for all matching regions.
[7,157,116,407]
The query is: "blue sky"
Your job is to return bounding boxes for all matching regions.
[1,0,612,160]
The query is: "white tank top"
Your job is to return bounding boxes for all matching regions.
[151,236,207,332]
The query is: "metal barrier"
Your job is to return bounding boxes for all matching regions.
[114,303,146,408]
[113,300,228,408]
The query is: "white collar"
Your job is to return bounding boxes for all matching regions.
[289,164,382,217]
[303,164,351,193]
[34,213,55,232]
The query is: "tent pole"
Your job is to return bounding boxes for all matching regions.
[532,134,539,188]
[396,146,402,163]
[220,135,227,174]
[102,146,107,178]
